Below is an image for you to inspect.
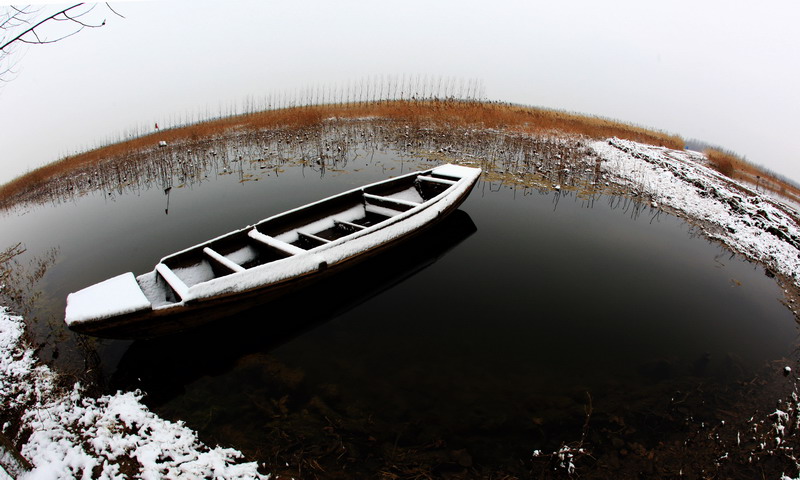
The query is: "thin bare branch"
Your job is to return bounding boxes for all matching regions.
[105,3,125,19]
[19,27,84,46]
[0,9,30,30]
[1,4,88,52]
[62,7,106,30]
[59,4,100,24]
[1,3,121,85]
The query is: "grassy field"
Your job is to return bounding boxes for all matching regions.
[1,99,795,205]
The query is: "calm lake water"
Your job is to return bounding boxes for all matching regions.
[1,148,797,475]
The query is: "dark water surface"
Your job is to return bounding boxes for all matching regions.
[2,151,797,475]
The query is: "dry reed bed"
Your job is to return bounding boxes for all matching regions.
[3,99,793,211]
[704,148,800,204]
[0,114,622,210]
[0,100,681,208]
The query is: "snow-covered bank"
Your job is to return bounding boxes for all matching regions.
[594,138,800,295]
[0,307,268,479]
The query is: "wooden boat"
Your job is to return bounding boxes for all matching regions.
[110,210,477,391]
[65,164,481,338]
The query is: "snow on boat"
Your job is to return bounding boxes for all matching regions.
[65,164,482,339]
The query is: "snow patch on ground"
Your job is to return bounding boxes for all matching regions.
[0,308,55,418]
[593,138,800,291]
[0,307,268,479]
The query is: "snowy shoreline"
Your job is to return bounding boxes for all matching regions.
[2,134,800,477]
[594,138,800,304]
[0,307,268,479]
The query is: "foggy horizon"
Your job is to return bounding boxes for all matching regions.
[1,0,798,184]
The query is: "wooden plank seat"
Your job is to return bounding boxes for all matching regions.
[155,263,189,301]
[363,192,421,212]
[297,230,330,245]
[248,229,306,255]
[334,218,367,231]
[417,175,456,185]
[203,247,246,274]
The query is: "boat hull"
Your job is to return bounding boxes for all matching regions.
[66,164,481,339]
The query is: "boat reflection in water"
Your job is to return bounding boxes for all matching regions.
[110,209,477,405]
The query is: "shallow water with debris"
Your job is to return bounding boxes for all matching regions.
[1,128,797,477]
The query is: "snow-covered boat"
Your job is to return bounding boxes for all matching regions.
[65,164,482,338]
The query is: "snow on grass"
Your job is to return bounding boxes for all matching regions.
[0,307,268,479]
[593,138,800,290]
[0,308,55,417]
[21,388,266,479]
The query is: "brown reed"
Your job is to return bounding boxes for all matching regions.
[5,99,794,205]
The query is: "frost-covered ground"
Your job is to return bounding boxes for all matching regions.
[594,138,800,299]
[0,307,268,479]
[2,135,800,478]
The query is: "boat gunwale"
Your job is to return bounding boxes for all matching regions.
[158,167,432,265]
[176,165,479,303]
[65,164,481,336]
[157,165,475,276]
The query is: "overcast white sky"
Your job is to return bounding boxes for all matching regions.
[1,0,798,185]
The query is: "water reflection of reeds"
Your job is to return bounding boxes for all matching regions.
[1,118,628,213]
